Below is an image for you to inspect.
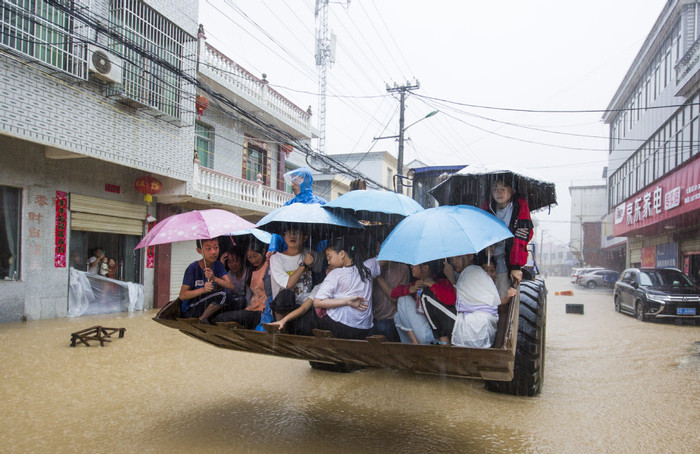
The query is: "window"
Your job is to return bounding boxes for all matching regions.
[245,146,265,183]
[387,168,393,188]
[110,0,196,119]
[0,0,87,79]
[283,164,295,193]
[194,122,214,168]
[0,186,22,280]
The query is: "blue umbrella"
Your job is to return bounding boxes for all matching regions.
[229,227,272,244]
[256,203,364,237]
[377,205,513,265]
[323,189,424,224]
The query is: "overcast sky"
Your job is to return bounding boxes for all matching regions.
[198,0,667,247]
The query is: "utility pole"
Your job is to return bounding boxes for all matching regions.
[383,80,420,193]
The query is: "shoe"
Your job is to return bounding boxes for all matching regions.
[199,318,212,325]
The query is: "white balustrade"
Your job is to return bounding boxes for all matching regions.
[203,44,311,130]
[194,165,292,211]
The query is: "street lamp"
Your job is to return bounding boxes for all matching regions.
[374,110,439,193]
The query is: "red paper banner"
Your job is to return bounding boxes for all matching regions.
[146,220,155,268]
[55,191,67,267]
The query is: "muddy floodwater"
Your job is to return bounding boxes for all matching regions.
[1,277,698,453]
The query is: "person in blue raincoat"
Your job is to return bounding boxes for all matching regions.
[256,167,327,331]
[283,167,328,206]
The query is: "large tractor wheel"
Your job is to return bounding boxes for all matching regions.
[485,279,547,397]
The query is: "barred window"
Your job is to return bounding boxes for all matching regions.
[110,0,195,119]
[0,0,88,79]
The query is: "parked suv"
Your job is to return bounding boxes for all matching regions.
[613,268,700,322]
[578,269,619,289]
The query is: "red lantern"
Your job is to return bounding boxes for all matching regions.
[196,95,209,119]
[134,175,162,205]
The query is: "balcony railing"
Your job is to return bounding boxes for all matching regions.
[202,43,312,133]
[676,37,700,82]
[194,165,292,212]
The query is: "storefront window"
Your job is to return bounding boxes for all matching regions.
[0,186,21,280]
[69,230,141,284]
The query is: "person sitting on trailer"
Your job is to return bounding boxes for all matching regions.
[449,253,502,348]
[220,246,251,308]
[213,240,269,328]
[268,229,317,321]
[391,260,454,344]
[313,238,380,340]
[267,263,336,336]
[477,247,517,305]
[370,238,409,342]
[179,238,231,323]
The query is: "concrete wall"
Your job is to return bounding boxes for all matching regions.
[0,136,156,322]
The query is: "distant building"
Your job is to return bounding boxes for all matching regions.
[569,180,608,267]
[603,0,700,277]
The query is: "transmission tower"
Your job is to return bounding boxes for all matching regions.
[314,0,344,154]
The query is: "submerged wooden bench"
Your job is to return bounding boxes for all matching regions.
[70,326,126,347]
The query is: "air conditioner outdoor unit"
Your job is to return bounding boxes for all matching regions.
[88,46,122,85]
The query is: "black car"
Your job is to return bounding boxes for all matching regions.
[613,268,700,322]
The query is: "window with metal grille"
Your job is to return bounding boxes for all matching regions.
[195,122,213,168]
[0,0,88,79]
[109,0,195,119]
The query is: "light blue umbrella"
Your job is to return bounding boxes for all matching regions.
[377,205,513,265]
[323,189,424,224]
[257,203,364,237]
[229,227,272,244]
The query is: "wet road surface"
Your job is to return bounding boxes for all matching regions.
[1,277,698,453]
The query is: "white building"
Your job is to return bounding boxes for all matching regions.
[603,0,700,274]
[0,1,317,320]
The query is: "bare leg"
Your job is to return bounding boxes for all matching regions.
[199,304,222,321]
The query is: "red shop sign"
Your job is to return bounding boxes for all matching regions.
[613,157,700,236]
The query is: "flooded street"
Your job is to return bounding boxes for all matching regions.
[1,276,698,453]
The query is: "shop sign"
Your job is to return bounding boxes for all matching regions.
[55,191,67,267]
[641,246,657,268]
[656,242,678,268]
[613,157,700,236]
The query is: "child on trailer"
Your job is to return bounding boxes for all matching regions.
[313,239,380,340]
[179,238,232,323]
[268,229,316,321]
[392,260,456,344]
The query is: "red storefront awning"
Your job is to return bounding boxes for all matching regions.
[613,157,700,237]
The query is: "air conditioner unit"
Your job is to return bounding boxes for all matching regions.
[88,46,122,85]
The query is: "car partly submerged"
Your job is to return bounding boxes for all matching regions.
[613,267,700,322]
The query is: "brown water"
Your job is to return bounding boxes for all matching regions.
[1,277,698,453]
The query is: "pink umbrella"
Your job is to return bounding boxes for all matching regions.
[135,209,255,249]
